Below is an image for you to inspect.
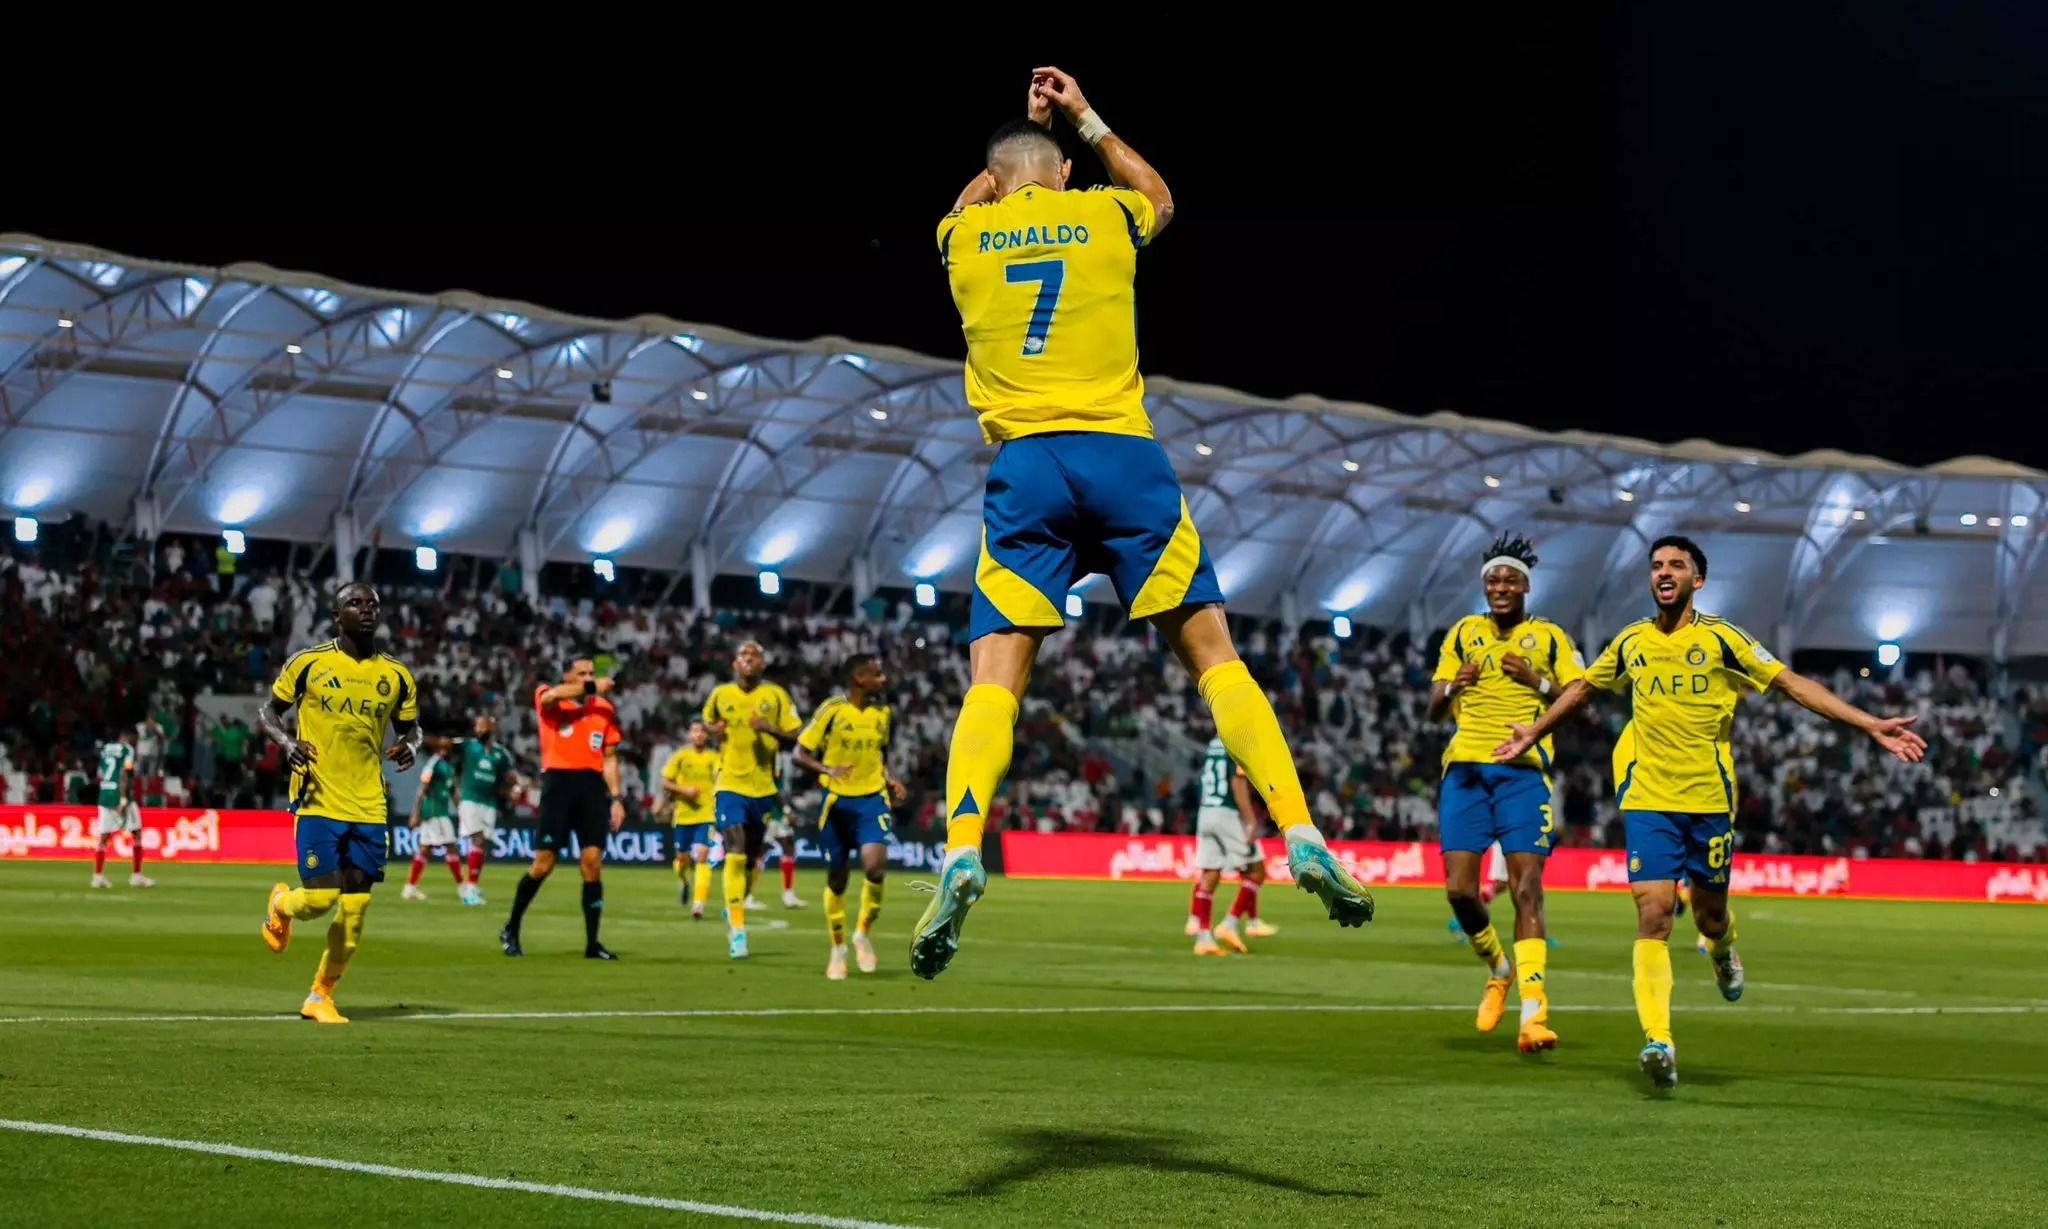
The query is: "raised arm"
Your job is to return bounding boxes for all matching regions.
[1033,67,1174,235]
[540,677,613,706]
[1771,670,1927,763]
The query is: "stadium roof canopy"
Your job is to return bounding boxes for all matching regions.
[5,233,2047,658]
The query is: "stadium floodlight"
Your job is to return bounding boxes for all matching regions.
[592,558,615,582]
[914,582,937,608]
[1483,475,1501,488]
[758,570,781,596]
[691,388,710,401]
[1959,513,1978,526]
[1332,615,1354,639]
[13,516,37,543]
[415,546,438,572]
[1065,592,1084,618]
[869,407,889,421]
[1988,517,2003,527]
[2015,515,2032,528]
[56,317,74,329]
[1876,642,1902,668]
[1195,442,1213,457]
[1342,459,1359,472]
[495,367,514,380]
[1851,508,1867,521]
[1617,489,1635,502]
[285,343,303,355]
[222,529,247,555]
[1734,500,1752,513]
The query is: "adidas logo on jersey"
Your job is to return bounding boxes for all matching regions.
[324,676,345,689]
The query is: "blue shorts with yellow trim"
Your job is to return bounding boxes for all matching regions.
[1624,811,1735,888]
[294,815,389,884]
[1437,763,1555,856]
[971,432,1225,642]
[715,791,780,831]
[817,792,893,870]
[671,822,715,854]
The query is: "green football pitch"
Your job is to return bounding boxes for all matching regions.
[3,863,2044,1227]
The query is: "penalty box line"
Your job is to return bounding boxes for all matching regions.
[0,1118,924,1229]
[2,1002,2045,1027]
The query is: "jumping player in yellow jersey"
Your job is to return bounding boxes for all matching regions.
[793,654,906,981]
[1495,536,1926,1089]
[702,641,803,959]
[660,719,721,920]
[256,582,422,1024]
[1428,534,1583,1054]
[913,67,1375,979]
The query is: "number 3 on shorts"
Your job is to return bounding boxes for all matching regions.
[1006,259,1065,356]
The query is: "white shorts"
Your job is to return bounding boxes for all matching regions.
[1195,806,1255,871]
[457,800,499,840]
[416,816,458,849]
[95,804,140,837]
[765,817,795,841]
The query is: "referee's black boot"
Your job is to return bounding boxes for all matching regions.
[499,927,524,957]
[585,943,619,960]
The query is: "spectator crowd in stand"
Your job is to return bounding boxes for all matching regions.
[3,526,2044,863]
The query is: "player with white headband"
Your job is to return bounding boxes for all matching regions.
[1426,533,1586,1054]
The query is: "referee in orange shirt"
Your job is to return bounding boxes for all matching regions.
[500,656,626,959]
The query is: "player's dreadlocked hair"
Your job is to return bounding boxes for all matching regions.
[1483,532,1540,570]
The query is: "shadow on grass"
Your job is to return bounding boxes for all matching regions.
[945,1127,1375,1201]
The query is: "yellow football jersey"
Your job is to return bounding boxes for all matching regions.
[1585,612,1785,814]
[796,696,893,798]
[938,184,1160,443]
[269,641,419,825]
[701,681,801,799]
[1433,615,1585,772]
[661,745,720,825]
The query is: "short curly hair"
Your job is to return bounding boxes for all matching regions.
[1482,532,1539,570]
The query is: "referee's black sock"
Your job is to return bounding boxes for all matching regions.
[507,873,544,933]
[581,878,604,947]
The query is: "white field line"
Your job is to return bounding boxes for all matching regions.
[0,1119,923,1229]
[2,1001,2044,1027]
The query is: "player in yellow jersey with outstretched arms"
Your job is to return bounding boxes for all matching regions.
[1494,535,1926,1089]
[257,582,422,1024]
[913,67,1375,979]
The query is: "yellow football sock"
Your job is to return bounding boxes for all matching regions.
[1467,922,1510,976]
[857,878,883,933]
[277,886,340,920]
[674,854,688,882]
[1704,913,1738,961]
[1633,938,1674,1046]
[693,859,713,907]
[1514,937,1549,1026]
[943,683,1019,855]
[824,887,847,948]
[312,892,370,994]
[1198,660,1311,832]
[723,857,748,931]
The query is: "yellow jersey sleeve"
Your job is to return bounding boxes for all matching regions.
[390,660,420,723]
[271,644,326,705]
[797,698,838,754]
[701,690,720,725]
[1093,186,1158,245]
[1713,619,1786,691]
[1548,624,1587,688]
[1584,627,1636,694]
[661,749,686,787]
[1431,620,1468,684]
[773,686,802,736]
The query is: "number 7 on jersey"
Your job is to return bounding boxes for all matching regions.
[1005,259,1065,356]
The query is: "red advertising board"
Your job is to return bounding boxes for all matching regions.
[0,804,295,864]
[1001,832,2048,904]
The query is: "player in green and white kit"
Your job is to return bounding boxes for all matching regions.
[401,743,464,901]
[91,727,152,888]
[457,715,520,906]
[1184,735,1272,955]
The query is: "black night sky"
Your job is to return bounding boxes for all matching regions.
[15,7,2045,469]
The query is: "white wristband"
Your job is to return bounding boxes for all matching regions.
[1538,677,1554,698]
[1075,107,1112,146]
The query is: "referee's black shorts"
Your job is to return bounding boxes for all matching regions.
[538,769,610,854]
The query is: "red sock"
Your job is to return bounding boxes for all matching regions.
[94,846,107,874]
[445,850,465,885]
[132,843,145,874]
[1191,886,1215,930]
[407,855,426,887]
[782,858,796,892]
[1229,882,1259,918]
[467,845,485,884]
